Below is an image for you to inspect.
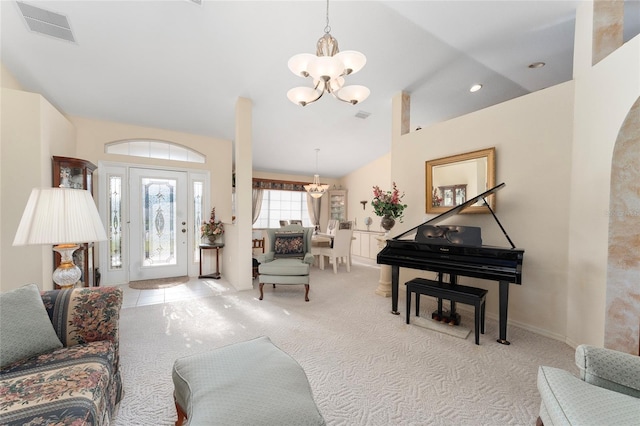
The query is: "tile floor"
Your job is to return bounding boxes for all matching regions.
[117,256,378,309]
[118,277,233,308]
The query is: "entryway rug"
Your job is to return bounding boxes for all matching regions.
[128,276,189,290]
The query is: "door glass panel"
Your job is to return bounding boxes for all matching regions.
[193,181,203,262]
[142,177,177,267]
[108,175,123,270]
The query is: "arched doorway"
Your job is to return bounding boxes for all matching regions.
[605,96,640,354]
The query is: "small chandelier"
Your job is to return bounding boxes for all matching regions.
[287,0,370,107]
[304,149,330,199]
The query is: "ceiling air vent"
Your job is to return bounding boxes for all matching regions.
[355,111,371,119]
[17,1,75,43]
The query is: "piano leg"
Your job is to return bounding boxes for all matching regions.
[497,280,511,345]
[391,265,400,315]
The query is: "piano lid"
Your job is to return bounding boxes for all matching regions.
[394,182,506,241]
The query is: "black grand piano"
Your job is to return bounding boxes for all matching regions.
[377,183,524,345]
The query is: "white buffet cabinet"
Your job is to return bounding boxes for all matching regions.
[351,229,386,260]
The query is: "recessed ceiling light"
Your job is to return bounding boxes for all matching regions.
[528,62,546,69]
[469,84,483,93]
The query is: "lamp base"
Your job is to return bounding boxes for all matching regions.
[53,244,81,289]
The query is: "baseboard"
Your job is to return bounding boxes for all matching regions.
[450,303,571,345]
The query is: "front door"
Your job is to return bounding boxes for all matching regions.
[129,168,188,281]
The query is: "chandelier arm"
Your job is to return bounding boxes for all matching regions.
[330,90,357,105]
[327,83,357,105]
[300,89,324,107]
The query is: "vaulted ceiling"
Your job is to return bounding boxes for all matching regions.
[2,1,639,177]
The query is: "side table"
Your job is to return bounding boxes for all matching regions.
[199,243,224,279]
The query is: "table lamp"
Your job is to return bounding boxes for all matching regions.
[13,188,107,289]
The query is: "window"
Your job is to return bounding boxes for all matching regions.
[108,175,122,270]
[254,190,312,228]
[193,181,204,261]
[105,139,205,163]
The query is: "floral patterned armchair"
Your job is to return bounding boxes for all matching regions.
[256,224,315,302]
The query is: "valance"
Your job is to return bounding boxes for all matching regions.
[252,178,309,192]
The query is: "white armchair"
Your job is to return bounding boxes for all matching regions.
[537,344,640,425]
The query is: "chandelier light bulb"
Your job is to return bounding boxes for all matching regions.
[288,53,316,77]
[335,85,370,105]
[334,50,366,75]
[326,76,345,93]
[287,86,323,107]
[307,56,343,81]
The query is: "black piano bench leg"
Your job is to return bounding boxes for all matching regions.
[415,294,420,317]
[474,301,481,345]
[405,286,411,324]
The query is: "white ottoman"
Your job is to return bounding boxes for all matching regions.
[172,336,325,426]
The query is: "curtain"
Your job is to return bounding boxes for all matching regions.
[252,188,263,225]
[306,194,321,232]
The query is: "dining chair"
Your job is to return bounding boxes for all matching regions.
[315,228,353,273]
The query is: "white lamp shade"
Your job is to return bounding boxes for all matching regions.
[304,174,329,198]
[287,86,322,106]
[326,76,345,92]
[336,85,371,105]
[13,188,107,246]
[288,53,316,77]
[304,184,330,198]
[335,50,366,75]
[307,55,343,81]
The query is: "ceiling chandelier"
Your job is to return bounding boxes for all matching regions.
[304,149,330,199]
[287,0,370,107]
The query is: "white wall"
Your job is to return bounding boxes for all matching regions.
[567,29,640,346]
[226,97,253,291]
[1,88,76,292]
[341,153,391,232]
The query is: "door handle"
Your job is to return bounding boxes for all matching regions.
[182,229,187,233]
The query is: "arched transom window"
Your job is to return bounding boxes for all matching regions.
[105,139,205,163]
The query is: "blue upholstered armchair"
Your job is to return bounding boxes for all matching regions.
[256,225,315,301]
[537,344,640,425]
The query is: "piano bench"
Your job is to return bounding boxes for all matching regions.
[405,278,488,345]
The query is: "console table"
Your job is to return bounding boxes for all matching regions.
[199,243,224,279]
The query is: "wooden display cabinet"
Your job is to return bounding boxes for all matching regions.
[52,156,98,288]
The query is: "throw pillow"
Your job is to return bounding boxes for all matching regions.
[0,284,63,368]
[273,232,304,258]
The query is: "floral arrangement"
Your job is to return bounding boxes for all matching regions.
[432,187,443,207]
[371,182,407,222]
[201,208,224,239]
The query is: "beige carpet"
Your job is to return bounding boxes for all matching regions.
[128,275,189,290]
[113,261,576,425]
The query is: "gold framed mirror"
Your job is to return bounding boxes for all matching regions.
[425,147,496,214]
